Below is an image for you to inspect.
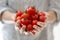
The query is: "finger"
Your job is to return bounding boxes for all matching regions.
[22,25,30,35]
[15,20,20,27]
[33,25,41,31]
[24,31,30,35]
[19,25,25,34]
[16,20,20,24]
[37,22,48,31]
[15,20,20,30]
[16,20,22,29]
[37,21,47,28]
[22,25,26,31]
[19,28,23,34]
[15,26,19,30]
[30,30,37,35]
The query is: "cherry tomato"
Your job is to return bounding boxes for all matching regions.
[38,12,45,16]
[39,16,46,22]
[15,16,20,22]
[16,10,22,17]
[28,20,32,24]
[32,14,38,20]
[32,20,37,25]
[20,13,29,19]
[28,16,32,20]
[27,7,36,15]
[20,18,29,25]
[23,13,29,18]
[27,24,33,31]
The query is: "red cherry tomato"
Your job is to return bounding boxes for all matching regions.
[27,24,33,31]
[20,13,29,19]
[27,7,36,15]
[20,18,29,25]
[15,16,20,22]
[23,13,29,18]
[28,20,32,24]
[28,16,32,20]
[39,16,46,22]
[16,10,22,17]
[32,14,38,20]
[38,12,45,16]
[32,20,37,25]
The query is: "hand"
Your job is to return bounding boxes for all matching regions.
[15,19,47,35]
[15,10,57,35]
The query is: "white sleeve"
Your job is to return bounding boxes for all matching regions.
[0,0,14,14]
[49,0,60,21]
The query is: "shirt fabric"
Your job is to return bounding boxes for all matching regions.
[0,0,60,40]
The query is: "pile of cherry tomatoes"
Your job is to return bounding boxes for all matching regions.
[15,7,46,32]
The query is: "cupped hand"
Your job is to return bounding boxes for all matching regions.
[15,11,57,35]
[15,19,47,35]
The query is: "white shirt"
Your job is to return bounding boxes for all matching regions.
[0,0,60,40]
